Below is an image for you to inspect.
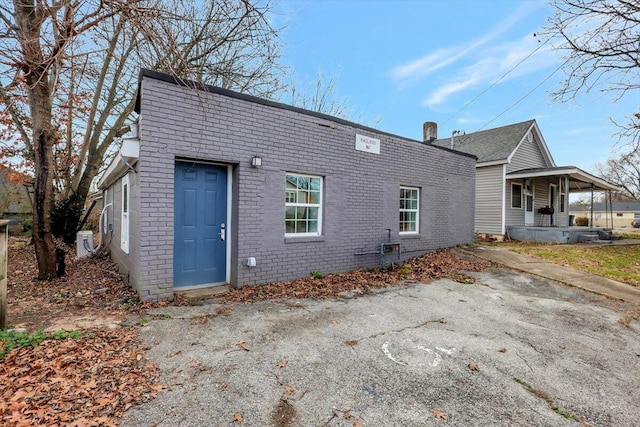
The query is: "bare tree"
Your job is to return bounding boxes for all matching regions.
[544,0,640,148]
[0,0,284,278]
[595,149,640,201]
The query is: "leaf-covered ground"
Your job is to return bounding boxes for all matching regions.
[6,238,147,331]
[3,238,492,426]
[0,329,161,427]
[221,249,493,304]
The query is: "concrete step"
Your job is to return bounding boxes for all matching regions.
[579,234,599,243]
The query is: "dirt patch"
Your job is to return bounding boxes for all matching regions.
[5,238,190,331]
[271,398,298,427]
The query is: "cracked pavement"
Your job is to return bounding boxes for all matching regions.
[124,269,640,427]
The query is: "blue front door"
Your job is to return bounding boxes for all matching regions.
[174,162,227,287]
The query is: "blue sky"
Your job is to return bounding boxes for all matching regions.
[276,0,638,173]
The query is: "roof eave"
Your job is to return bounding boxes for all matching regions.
[506,167,621,192]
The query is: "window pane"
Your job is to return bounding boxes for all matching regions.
[285,207,296,220]
[308,220,318,233]
[298,177,309,190]
[285,221,295,233]
[310,178,320,191]
[297,207,308,219]
[308,191,320,204]
[308,207,319,219]
[123,184,128,213]
[512,184,522,208]
[286,190,296,203]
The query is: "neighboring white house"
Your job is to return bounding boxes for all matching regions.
[429,119,620,239]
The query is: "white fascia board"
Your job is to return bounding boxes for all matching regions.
[97,138,139,190]
[477,159,508,168]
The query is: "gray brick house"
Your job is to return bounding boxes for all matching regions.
[97,70,477,301]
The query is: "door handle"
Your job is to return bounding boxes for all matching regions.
[219,223,226,241]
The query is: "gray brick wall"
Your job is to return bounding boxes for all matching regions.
[110,72,476,301]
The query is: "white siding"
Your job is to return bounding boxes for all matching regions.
[507,134,550,173]
[475,165,504,235]
[505,180,525,227]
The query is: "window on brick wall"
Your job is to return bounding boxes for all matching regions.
[285,173,322,236]
[400,186,419,234]
[121,174,130,254]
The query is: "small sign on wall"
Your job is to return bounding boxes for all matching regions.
[355,134,380,154]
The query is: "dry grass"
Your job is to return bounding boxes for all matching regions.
[504,242,640,287]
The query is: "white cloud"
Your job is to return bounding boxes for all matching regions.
[422,34,559,108]
[390,2,540,87]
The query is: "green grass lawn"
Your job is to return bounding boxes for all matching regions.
[509,243,640,287]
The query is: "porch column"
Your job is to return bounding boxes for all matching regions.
[564,176,570,226]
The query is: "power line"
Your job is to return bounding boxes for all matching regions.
[476,58,569,132]
[441,35,551,127]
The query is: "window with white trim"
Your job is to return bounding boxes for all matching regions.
[399,186,419,234]
[285,173,322,236]
[121,174,130,254]
[511,183,523,209]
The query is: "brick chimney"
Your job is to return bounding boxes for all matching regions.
[423,121,437,143]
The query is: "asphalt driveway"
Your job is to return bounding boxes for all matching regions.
[124,269,640,426]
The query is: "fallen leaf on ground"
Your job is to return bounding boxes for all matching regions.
[278,360,288,368]
[354,421,364,427]
[432,408,448,419]
[498,348,507,353]
[219,249,492,305]
[233,412,243,422]
[468,363,480,371]
[284,385,294,394]
[330,319,339,325]
[0,329,160,426]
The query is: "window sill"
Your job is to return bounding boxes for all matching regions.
[285,235,326,244]
[399,233,421,240]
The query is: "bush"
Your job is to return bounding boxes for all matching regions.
[574,217,589,226]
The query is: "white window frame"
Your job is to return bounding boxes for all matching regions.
[399,186,419,234]
[511,183,523,209]
[285,173,323,237]
[121,174,130,254]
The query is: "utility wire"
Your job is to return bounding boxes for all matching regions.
[476,58,570,132]
[441,35,552,127]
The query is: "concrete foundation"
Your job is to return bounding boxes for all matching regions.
[506,226,612,244]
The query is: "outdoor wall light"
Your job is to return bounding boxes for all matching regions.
[251,156,262,168]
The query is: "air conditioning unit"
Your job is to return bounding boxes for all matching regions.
[76,231,93,259]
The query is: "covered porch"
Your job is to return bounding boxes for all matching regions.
[504,166,620,243]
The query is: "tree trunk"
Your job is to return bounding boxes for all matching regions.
[31,90,58,279]
[13,0,60,279]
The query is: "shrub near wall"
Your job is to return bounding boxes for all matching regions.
[575,217,589,226]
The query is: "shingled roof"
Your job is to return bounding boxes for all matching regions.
[431,119,536,163]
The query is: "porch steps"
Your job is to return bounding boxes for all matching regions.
[579,233,612,244]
